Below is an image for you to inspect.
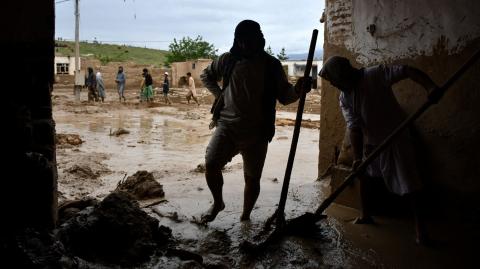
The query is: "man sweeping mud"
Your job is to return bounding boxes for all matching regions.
[319,56,438,244]
[200,20,310,223]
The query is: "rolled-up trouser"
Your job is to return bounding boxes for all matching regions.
[205,124,268,179]
[88,86,98,101]
[97,86,106,98]
[117,83,125,97]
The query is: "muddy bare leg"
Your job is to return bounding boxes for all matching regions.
[355,175,375,224]
[202,164,225,223]
[193,96,200,105]
[241,175,260,221]
[408,193,429,245]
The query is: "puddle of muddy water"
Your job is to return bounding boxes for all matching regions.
[54,95,369,268]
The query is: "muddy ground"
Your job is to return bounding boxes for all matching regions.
[53,86,380,268]
[53,86,480,268]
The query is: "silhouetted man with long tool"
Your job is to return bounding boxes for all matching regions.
[319,56,438,244]
[200,20,310,223]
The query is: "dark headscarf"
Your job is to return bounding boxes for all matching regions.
[230,20,266,58]
[318,56,353,84]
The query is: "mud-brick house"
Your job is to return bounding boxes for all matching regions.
[319,0,480,213]
[171,59,212,87]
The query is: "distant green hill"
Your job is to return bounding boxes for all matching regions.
[55,41,168,66]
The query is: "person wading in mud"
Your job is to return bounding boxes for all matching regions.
[86,67,98,102]
[200,20,311,223]
[96,71,106,102]
[115,66,126,102]
[186,72,200,105]
[162,72,172,105]
[319,56,438,244]
[140,68,154,102]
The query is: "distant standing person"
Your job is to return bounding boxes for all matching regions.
[115,66,126,102]
[86,67,98,102]
[186,72,200,105]
[96,71,106,102]
[162,72,172,105]
[140,68,154,102]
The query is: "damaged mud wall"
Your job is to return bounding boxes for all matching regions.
[319,0,480,211]
[2,0,57,237]
[79,58,170,90]
[171,59,212,87]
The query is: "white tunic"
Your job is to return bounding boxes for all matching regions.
[339,65,422,195]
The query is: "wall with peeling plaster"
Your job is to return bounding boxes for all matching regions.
[326,0,480,64]
[319,0,480,211]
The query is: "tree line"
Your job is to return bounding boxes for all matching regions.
[166,35,289,66]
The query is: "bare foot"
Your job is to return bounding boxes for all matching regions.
[415,231,432,246]
[240,214,250,222]
[201,202,225,224]
[354,216,375,224]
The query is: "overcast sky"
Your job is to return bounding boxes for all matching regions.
[55,0,324,55]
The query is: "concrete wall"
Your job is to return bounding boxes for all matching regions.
[171,59,212,87]
[320,0,480,210]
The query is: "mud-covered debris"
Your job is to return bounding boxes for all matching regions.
[2,229,74,268]
[116,170,165,200]
[192,163,206,173]
[199,231,232,256]
[192,163,242,173]
[65,164,100,179]
[166,248,203,264]
[184,112,202,120]
[152,208,187,223]
[276,118,320,129]
[56,133,83,146]
[58,192,172,266]
[179,260,204,269]
[58,197,99,224]
[109,128,130,136]
[203,255,234,269]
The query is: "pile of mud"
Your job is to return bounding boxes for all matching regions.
[116,170,165,200]
[56,133,83,146]
[3,192,178,267]
[57,192,172,266]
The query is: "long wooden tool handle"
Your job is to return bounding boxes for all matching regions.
[276,29,318,219]
[314,48,480,217]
